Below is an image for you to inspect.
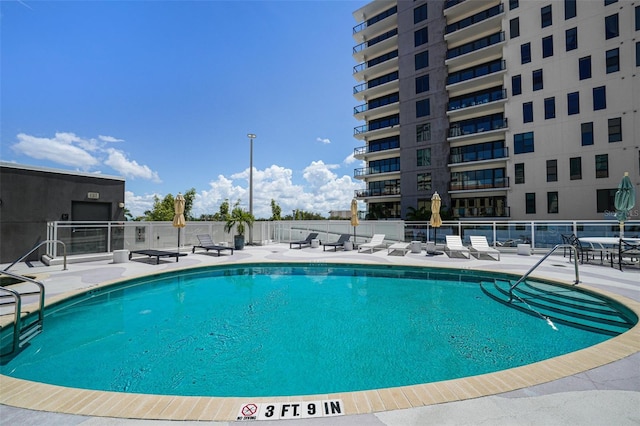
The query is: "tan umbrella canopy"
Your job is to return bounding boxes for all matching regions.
[350,198,360,243]
[173,193,186,260]
[429,192,442,253]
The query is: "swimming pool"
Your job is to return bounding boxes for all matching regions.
[2,263,635,399]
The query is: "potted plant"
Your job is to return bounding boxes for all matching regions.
[224,202,255,250]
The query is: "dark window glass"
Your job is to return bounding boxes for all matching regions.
[547,192,559,214]
[593,86,606,111]
[415,27,428,47]
[608,117,622,142]
[526,193,536,214]
[514,132,534,154]
[415,75,430,94]
[637,42,640,67]
[416,98,430,118]
[566,27,578,51]
[510,18,520,38]
[595,154,609,178]
[523,102,533,123]
[542,35,554,58]
[570,157,582,180]
[512,75,522,95]
[521,43,531,64]
[605,0,618,5]
[565,0,576,19]
[597,189,617,213]
[636,5,640,30]
[606,48,619,73]
[605,14,619,39]
[541,5,552,28]
[415,51,429,70]
[568,92,580,115]
[546,159,558,182]
[515,163,525,184]
[579,56,591,80]
[414,4,428,24]
[510,0,519,10]
[544,97,555,119]
[532,69,543,91]
[581,122,594,146]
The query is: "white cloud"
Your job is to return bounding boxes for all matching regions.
[12,133,100,169]
[99,135,125,143]
[104,148,161,182]
[316,137,331,144]
[124,191,157,217]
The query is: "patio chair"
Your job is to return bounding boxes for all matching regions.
[444,235,470,259]
[289,232,319,249]
[192,234,234,256]
[358,234,386,253]
[615,239,640,271]
[322,234,351,251]
[387,242,410,255]
[469,236,500,261]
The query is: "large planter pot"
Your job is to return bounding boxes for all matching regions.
[234,235,245,250]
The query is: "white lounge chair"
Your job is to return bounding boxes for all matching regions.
[469,236,500,261]
[387,242,410,255]
[444,235,470,259]
[358,234,386,253]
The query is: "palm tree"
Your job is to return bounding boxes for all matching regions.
[224,202,255,249]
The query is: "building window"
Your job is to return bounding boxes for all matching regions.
[605,14,619,39]
[417,173,432,191]
[414,3,428,24]
[514,132,534,154]
[416,98,430,118]
[515,163,525,184]
[597,189,617,213]
[606,48,619,73]
[415,50,429,70]
[541,5,552,28]
[417,148,431,166]
[546,159,558,182]
[523,102,533,123]
[608,117,622,142]
[510,18,520,38]
[510,0,519,10]
[636,5,640,30]
[637,42,640,67]
[512,75,522,95]
[595,154,609,178]
[521,43,531,64]
[568,92,580,115]
[565,0,576,19]
[547,192,559,214]
[416,122,431,142]
[542,35,554,58]
[579,56,591,79]
[526,193,536,214]
[581,122,594,146]
[544,97,556,119]
[415,27,428,47]
[566,27,578,51]
[415,75,429,94]
[570,157,582,180]
[532,69,543,91]
[593,86,606,111]
[605,0,618,5]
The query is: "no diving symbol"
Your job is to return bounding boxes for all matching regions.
[241,403,258,417]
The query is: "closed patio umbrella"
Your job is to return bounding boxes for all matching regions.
[173,193,186,261]
[614,172,636,238]
[350,198,359,246]
[429,192,443,255]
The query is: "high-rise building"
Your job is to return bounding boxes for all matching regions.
[351,0,639,221]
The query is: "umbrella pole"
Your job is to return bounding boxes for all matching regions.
[177,228,180,262]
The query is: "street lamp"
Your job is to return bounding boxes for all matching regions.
[247,133,256,244]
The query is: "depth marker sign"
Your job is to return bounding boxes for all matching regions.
[237,399,344,421]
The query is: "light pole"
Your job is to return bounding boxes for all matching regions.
[247,133,256,244]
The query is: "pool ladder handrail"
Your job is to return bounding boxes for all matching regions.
[3,239,67,273]
[508,244,579,302]
[0,270,46,357]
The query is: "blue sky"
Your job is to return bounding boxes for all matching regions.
[1,0,368,218]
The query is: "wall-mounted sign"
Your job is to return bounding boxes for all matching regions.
[87,192,100,199]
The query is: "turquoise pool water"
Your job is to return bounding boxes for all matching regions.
[0,263,625,397]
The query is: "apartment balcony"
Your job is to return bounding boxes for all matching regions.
[453,206,511,219]
[354,187,401,202]
[446,88,506,120]
[449,177,509,192]
[354,101,399,122]
[352,31,398,64]
[354,165,401,180]
[449,147,509,166]
[448,116,507,142]
[445,3,503,45]
[353,144,400,161]
[353,1,397,29]
[353,56,398,82]
[446,60,506,97]
[444,0,498,18]
[352,13,397,44]
[354,122,400,141]
[445,31,505,71]
[353,79,399,102]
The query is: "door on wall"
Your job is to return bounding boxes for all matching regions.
[70,202,111,255]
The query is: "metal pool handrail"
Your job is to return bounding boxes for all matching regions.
[508,244,579,302]
[4,240,67,272]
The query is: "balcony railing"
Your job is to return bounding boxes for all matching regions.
[444,0,466,9]
[446,32,504,60]
[354,164,400,178]
[353,29,397,55]
[449,177,509,191]
[354,187,401,198]
[354,142,400,157]
[447,60,505,86]
[448,88,506,111]
[449,117,507,138]
[445,4,503,35]
[450,147,509,164]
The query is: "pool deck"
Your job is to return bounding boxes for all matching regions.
[1,244,639,425]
